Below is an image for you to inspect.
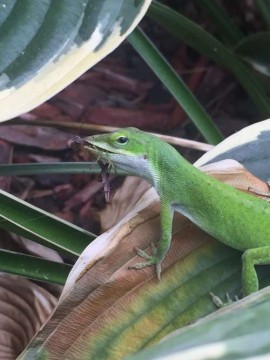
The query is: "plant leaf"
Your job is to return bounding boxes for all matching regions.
[99,176,151,231]
[0,274,57,359]
[0,189,94,255]
[128,28,223,144]
[0,162,110,176]
[18,189,244,360]
[0,250,71,284]
[195,119,270,182]
[127,286,270,360]
[17,151,270,359]
[148,1,270,117]
[235,32,270,76]
[201,159,270,200]
[0,0,152,121]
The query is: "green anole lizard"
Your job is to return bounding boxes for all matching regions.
[80,127,270,296]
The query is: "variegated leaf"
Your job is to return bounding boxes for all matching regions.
[0,0,152,121]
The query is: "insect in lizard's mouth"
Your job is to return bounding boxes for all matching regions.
[68,136,115,154]
[83,142,116,154]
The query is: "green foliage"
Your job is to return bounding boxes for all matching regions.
[2,1,270,358]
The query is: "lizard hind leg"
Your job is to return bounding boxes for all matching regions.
[242,246,270,296]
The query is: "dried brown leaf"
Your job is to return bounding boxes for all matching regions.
[81,107,172,131]
[202,159,270,199]
[0,274,57,359]
[21,189,217,359]
[0,125,71,150]
[99,176,151,231]
[0,140,13,191]
[19,159,270,359]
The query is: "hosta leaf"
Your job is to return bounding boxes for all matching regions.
[18,181,270,359]
[201,159,270,200]
[99,176,151,231]
[17,147,270,359]
[127,286,270,360]
[0,274,57,359]
[195,118,270,182]
[18,189,244,360]
[0,0,152,121]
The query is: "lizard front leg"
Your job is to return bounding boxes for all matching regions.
[129,201,173,279]
[242,246,270,296]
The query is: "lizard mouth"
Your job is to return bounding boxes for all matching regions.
[83,142,115,154]
[68,136,115,154]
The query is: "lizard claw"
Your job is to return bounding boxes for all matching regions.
[134,247,153,261]
[134,243,157,259]
[129,243,162,279]
[210,292,238,308]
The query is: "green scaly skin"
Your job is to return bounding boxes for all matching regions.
[83,127,270,296]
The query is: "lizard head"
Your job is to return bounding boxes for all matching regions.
[82,127,156,183]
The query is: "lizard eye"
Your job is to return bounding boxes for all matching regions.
[116,136,128,145]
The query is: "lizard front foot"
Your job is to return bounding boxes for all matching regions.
[128,243,162,279]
